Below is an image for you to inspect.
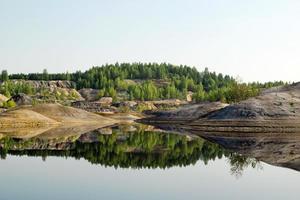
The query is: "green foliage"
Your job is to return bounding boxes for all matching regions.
[7,63,286,103]
[69,90,80,100]
[115,78,128,91]
[106,87,117,101]
[193,84,205,102]
[128,80,172,101]
[136,103,150,112]
[192,82,262,103]
[42,69,49,81]
[1,70,9,82]
[164,83,179,99]
[119,105,131,113]
[7,100,16,108]
[97,89,105,98]
[9,63,236,100]
[1,99,16,108]
[223,83,260,103]
[0,81,35,97]
[31,99,39,106]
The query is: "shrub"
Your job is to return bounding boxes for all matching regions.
[2,100,16,108]
[119,105,130,113]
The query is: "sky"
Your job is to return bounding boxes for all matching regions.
[0,0,300,83]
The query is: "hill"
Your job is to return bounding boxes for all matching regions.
[28,103,115,123]
[1,63,285,105]
[0,108,58,128]
[206,82,300,120]
[5,63,277,103]
[0,104,117,138]
[142,82,300,133]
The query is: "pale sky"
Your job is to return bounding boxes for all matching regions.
[0,0,300,83]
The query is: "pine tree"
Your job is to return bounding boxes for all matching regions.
[1,70,9,82]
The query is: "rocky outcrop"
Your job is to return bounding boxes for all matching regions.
[97,97,113,105]
[71,101,117,113]
[185,82,300,133]
[205,82,300,121]
[113,101,138,108]
[78,88,100,101]
[140,102,228,123]
[152,99,186,107]
[142,82,300,133]
[10,80,76,90]
[122,101,138,108]
[10,93,32,105]
[6,80,83,101]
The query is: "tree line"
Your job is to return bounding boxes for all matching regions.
[1,63,286,103]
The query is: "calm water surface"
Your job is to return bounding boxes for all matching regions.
[1,123,300,200]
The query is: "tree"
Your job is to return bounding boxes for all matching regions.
[106,87,117,101]
[193,84,205,102]
[97,89,105,98]
[165,84,177,99]
[179,77,188,91]
[4,63,277,103]
[42,69,49,81]
[1,70,9,82]
[66,71,71,81]
[142,81,158,100]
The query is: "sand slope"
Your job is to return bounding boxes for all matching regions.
[0,94,8,103]
[0,103,117,139]
[29,103,116,123]
[0,109,59,127]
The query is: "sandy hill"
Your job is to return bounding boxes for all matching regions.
[0,94,8,103]
[0,103,117,138]
[0,109,58,127]
[28,103,116,124]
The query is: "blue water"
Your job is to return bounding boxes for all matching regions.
[1,155,300,200]
[1,123,300,200]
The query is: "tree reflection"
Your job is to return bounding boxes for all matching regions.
[0,125,260,174]
[228,154,262,178]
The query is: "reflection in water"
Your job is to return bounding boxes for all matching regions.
[192,131,300,172]
[0,123,258,175]
[144,122,300,173]
[228,154,262,178]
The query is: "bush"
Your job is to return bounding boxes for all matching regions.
[2,100,16,108]
[7,100,16,108]
[119,105,131,113]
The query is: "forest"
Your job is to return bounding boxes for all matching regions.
[1,63,286,103]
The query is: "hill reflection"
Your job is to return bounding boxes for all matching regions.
[0,123,258,173]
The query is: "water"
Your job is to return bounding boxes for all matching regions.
[1,123,300,200]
